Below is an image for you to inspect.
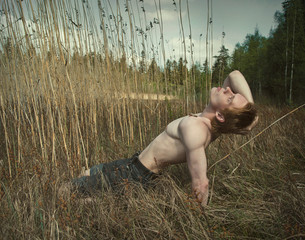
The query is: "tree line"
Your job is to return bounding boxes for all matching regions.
[2,0,302,104]
[147,0,305,104]
[229,0,305,104]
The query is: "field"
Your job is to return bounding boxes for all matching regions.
[1,97,305,239]
[1,1,305,239]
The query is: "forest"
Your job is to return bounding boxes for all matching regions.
[213,0,305,104]
[146,0,305,104]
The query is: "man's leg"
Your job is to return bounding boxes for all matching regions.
[58,164,105,200]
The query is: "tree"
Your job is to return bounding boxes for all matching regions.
[263,0,305,103]
[231,43,245,71]
[177,57,187,85]
[191,62,205,99]
[282,0,305,103]
[148,58,158,82]
[139,50,146,73]
[230,28,267,99]
[165,59,172,83]
[242,28,267,96]
[212,45,230,86]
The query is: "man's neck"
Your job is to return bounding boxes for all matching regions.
[199,103,220,142]
[199,103,216,121]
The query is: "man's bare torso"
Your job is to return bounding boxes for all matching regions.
[139,113,213,173]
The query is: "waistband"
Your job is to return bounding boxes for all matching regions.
[131,152,157,178]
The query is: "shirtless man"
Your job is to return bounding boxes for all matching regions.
[69,70,258,205]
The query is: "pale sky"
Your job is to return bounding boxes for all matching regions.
[1,0,284,67]
[191,0,283,54]
[130,0,284,66]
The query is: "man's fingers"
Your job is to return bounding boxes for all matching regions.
[249,115,259,130]
[245,115,259,131]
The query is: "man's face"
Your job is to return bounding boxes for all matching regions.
[210,87,248,111]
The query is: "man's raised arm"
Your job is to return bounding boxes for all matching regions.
[224,70,258,131]
[223,70,254,103]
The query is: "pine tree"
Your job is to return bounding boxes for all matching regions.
[212,45,230,86]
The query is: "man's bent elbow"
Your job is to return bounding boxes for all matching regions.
[229,70,242,78]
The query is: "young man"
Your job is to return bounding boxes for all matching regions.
[67,70,258,205]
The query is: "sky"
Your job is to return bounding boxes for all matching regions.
[210,0,283,52]
[1,0,284,67]
[133,0,284,65]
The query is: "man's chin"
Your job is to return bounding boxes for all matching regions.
[211,87,217,92]
[209,88,217,102]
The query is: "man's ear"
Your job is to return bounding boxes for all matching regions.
[216,111,225,122]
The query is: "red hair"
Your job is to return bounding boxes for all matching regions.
[211,103,257,136]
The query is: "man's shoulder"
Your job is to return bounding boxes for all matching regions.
[178,116,211,146]
[179,115,210,131]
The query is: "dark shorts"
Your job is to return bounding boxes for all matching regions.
[72,152,157,195]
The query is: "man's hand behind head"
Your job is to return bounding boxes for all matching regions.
[244,115,259,132]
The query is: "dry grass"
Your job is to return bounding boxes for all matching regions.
[0,1,305,239]
[1,101,304,239]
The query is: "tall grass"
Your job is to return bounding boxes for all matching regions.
[0,1,304,239]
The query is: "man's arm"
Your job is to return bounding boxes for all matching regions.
[178,117,209,205]
[223,70,254,103]
[187,148,209,205]
[224,70,258,131]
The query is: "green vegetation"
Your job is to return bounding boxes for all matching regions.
[229,0,305,104]
[0,0,304,239]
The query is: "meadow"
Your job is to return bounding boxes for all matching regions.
[0,1,304,239]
